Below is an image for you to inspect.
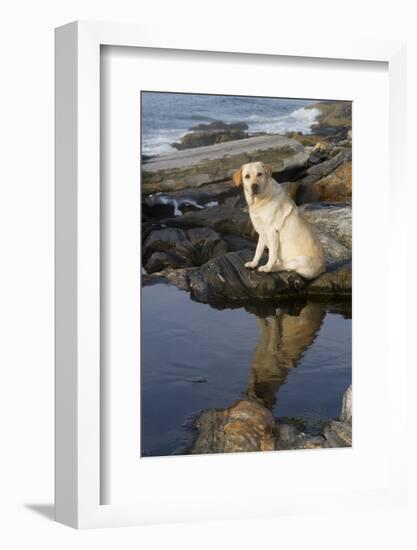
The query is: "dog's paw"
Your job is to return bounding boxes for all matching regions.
[244,261,257,269]
[258,264,272,273]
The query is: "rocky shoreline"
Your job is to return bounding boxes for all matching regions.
[142,100,352,453]
[190,384,352,454]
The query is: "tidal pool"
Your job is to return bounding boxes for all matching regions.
[141,282,352,457]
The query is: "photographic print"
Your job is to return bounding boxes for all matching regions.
[141,92,352,457]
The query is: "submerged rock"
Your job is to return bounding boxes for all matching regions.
[142,135,309,194]
[191,399,275,454]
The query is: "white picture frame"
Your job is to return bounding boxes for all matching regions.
[55,20,407,529]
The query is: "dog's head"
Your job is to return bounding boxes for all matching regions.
[233,161,273,205]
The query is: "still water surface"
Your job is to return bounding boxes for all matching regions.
[141,282,351,457]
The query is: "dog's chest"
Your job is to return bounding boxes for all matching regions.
[249,204,278,233]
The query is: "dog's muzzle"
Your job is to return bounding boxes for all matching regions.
[252,183,259,195]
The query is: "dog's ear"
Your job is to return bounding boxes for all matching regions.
[232,167,243,187]
[264,163,273,177]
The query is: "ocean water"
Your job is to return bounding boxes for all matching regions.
[141,283,352,457]
[141,91,319,156]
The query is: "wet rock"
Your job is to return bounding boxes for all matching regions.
[305,260,352,297]
[143,226,229,273]
[324,420,352,447]
[276,422,325,450]
[143,228,197,269]
[300,204,352,248]
[145,251,195,273]
[142,135,309,194]
[188,250,306,304]
[147,252,351,302]
[275,423,300,449]
[189,120,249,132]
[191,399,275,454]
[340,384,352,423]
[162,206,256,240]
[143,181,237,217]
[142,267,192,291]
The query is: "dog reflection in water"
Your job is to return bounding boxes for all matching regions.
[247,301,325,409]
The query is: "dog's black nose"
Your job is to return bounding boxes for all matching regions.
[252,183,259,194]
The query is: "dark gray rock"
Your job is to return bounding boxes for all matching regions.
[188,250,306,304]
[162,206,256,240]
[189,120,249,132]
[145,251,195,273]
[146,253,351,303]
[143,181,238,217]
[142,267,192,291]
[143,226,229,273]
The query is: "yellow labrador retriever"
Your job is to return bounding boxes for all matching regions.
[233,161,325,279]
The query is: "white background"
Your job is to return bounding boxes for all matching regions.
[0,0,416,548]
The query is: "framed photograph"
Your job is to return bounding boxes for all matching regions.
[55,21,407,528]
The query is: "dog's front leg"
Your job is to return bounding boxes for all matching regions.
[258,230,279,273]
[245,234,266,269]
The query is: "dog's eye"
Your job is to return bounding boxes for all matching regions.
[244,174,250,179]
[257,172,263,177]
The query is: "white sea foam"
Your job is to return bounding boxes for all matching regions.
[153,194,217,216]
[142,127,189,155]
[248,107,319,135]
